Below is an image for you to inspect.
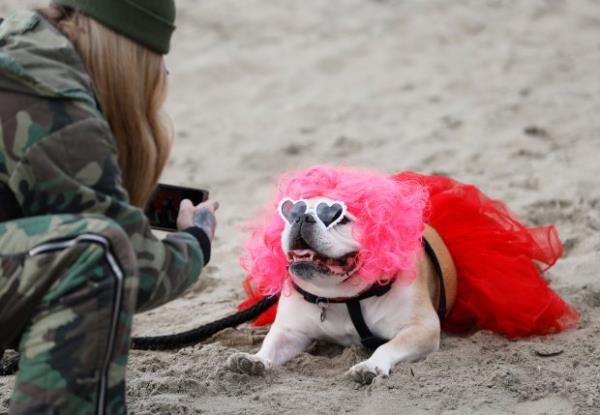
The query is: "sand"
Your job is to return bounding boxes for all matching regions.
[1,0,600,414]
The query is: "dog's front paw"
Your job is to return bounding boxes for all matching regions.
[227,353,271,376]
[347,360,389,385]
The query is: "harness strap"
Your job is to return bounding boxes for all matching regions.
[423,237,447,322]
[346,300,387,349]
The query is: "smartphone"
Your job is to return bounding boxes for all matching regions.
[145,184,209,231]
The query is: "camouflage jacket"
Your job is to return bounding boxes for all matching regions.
[0,10,207,313]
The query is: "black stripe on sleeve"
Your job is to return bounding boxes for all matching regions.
[183,227,212,265]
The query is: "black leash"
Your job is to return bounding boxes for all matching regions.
[0,295,279,376]
[0,354,18,376]
[131,295,279,350]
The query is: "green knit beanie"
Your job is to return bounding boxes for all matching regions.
[50,0,176,54]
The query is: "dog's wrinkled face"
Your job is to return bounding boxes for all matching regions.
[279,197,361,288]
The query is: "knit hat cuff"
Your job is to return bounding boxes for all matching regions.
[51,0,175,54]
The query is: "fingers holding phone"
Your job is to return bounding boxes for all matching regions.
[177,199,219,241]
[144,183,218,241]
[146,184,210,231]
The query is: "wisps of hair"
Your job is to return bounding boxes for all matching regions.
[40,6,173,207]
[240,165,428,295]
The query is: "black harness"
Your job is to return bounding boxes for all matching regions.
[292,237,446,350]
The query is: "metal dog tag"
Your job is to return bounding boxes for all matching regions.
[317,301,328,322]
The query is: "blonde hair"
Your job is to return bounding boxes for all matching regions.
[41,6,173,207]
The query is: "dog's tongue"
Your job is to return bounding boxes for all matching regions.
[289,249,316,260]
[288,249,359,275]
[321,255,358,274]
[325,263,346,274]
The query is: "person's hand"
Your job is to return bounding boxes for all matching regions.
[177,199,219,241]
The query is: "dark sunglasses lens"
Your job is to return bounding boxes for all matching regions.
[316,202,344,227]
[281,200,307,223]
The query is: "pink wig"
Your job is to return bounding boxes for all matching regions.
[240,165,428,295]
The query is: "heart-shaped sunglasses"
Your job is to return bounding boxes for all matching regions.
[278,198,354,229]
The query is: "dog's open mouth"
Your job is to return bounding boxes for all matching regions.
[287,249,359,276]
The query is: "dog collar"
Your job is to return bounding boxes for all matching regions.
[291,237,447,350]
[292,280,393,350]
[291,280,393,305]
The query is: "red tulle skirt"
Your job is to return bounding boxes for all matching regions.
[239,173,579,338]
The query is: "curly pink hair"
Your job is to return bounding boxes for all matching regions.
[240,166,428,295]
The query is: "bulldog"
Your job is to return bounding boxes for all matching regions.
[228,197,456,385]
[227,167,577,385]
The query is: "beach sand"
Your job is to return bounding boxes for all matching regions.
[1,1,599,414]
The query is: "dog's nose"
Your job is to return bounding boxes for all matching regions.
[302,214,316,224]
[290,235,310,251]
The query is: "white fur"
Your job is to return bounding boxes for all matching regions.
[228,197,441,384]
[228,278,440,383]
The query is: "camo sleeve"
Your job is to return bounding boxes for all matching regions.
[6,104,205,313]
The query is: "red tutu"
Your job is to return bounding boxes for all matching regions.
[238,277,279,327]
[239,172,579,338]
